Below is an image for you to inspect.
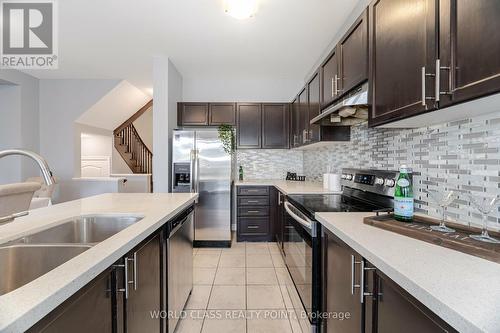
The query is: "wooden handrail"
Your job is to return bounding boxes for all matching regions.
[113,100,153,135]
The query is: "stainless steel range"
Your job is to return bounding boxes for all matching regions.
[282,168,402,332]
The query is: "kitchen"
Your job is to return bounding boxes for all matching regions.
[1,0,500,333]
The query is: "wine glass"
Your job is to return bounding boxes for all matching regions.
[427,190,457,233]
[467,193,500,244]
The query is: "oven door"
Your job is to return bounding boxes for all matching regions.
[283,201,322,328]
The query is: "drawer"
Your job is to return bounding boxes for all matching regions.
[238,206,269,217]
[238,196,269,206]
[239,218,269,235]
[237,186,269,196]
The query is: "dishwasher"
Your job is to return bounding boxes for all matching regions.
[167,205,194,333]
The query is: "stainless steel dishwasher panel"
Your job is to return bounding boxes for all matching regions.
[167,212,194,333]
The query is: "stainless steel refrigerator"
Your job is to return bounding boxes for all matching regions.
[171,129,232,246]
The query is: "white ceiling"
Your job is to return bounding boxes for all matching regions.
[26,0,362,96]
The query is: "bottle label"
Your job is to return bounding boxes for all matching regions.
[394,197,414,217]
[397,178,410,187]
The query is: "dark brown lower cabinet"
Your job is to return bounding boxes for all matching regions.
[323,230,363,333]
[28,268,114,333]
[237,186,273,241]
[124,233,161,333]
[323,228,457,333]
[28,230,164,333]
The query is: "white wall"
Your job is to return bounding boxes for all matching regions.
[0,70,40,184]
[39,79,121,201]
[153,57,182,192]
[182,76,301,102]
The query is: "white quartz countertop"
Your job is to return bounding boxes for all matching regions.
[315,212,500,333]
[235,179,341,195]
[0,193,198,333]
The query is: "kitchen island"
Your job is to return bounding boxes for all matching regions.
[316,212,500,333]
[0,193,198,332]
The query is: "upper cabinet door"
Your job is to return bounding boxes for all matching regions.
[262,103,289,149]
[307,72,321,143]
[237,103,262,149]
[178,103,209,126]
[298,87,309,145]
[209,103,236,125]
[321,47,340,107]
[339,10,369,94]
[369,0,438,127]
[290,98,300,148]
[439,0,500,108]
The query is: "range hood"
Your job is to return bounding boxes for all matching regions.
[311,82,369,126]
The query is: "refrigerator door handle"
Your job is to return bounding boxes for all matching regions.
[194,149,200,194]
[190,149,196,194]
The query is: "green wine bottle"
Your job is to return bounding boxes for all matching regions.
[394,165,414,222]
[239,165,244,181]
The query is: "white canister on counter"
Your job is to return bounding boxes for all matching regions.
[323,174,330,189]
[328,174,342,192]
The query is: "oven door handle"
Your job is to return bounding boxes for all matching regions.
[284,201,312,230]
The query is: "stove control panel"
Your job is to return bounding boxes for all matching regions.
[340,168,403,198]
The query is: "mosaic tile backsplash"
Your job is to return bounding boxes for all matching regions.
[302,111,500,228]
[237,149,303,180]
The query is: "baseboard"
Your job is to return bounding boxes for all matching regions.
[193,240,231,248]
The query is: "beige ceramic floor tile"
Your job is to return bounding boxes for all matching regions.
[194,254,220,268]
[174,310,204,333]
[222,245,246,254]
[271,254,286,268]
[246,268,278,285]
[246,243,270,254]
[247,285,285,309]
[246,254,274,268]
[185,285,212,310]
[201,317,246,333]
[197,248,223,254]
[275,267,293,285]
[194,268,217,285]
[247,311,292,333]
[219,254,246,268]
[214,268,246,285]
[268,242,282,254]
[208,285,246,309]
[279,285,293,310]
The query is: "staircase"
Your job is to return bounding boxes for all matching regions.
[113,100,153,174]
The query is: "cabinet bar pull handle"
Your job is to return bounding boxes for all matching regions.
[436,58,452,102]
[351,255,361,295]
[421,66,436,106]
[247,210,260,213]
[247,226,259,229]
[124,258,130,299]
[247,200,259,203]
[331,77,335,97]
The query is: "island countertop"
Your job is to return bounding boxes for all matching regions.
[315,212,500,333]
[0,193,198,333]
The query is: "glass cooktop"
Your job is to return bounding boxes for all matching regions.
[287,194,389,220]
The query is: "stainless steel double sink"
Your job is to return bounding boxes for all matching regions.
[0,215,143,296]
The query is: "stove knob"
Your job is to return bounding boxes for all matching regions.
[345,174,353,181]
[384,178,395,187]
[341,174,347,179]
[374,177,384,185]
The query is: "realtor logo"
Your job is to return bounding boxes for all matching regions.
[1,0,58,69]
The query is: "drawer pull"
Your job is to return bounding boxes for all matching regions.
[247,226,259,229]
[247,210,260,213]
[247,200,259,203]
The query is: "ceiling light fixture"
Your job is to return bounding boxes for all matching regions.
[224,0,258,20]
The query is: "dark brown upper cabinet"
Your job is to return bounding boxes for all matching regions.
[262,103,289,149]
[369,0,438,127]
[298,87,309,145]
[438,0,500,108]
[307,72,321,143]
[339,9,369,95]
[209,103,236,125]
[290,97,300,148]
[236,103,262,149]
[321,47,340,107]
[178,103,209,126]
